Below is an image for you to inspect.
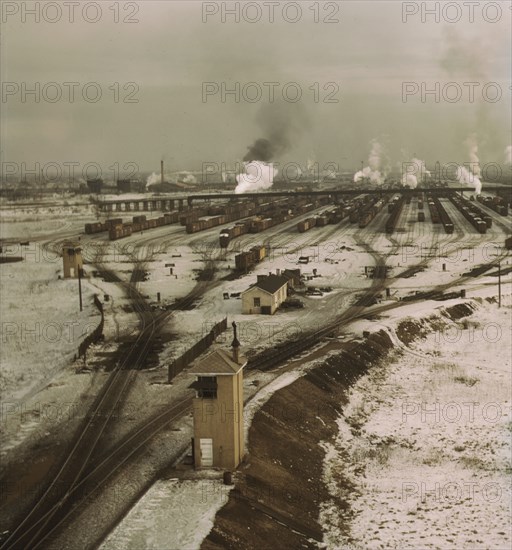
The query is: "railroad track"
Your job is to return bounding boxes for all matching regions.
[1,233,221,549]
[249,204,510,371]
[15,395,194,550]
[0,247,158,549]
[3,205,508,548]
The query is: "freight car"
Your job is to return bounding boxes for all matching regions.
[106,212,178,240]
[427,199,440,224]
[357,197,388,228]
[506,236,512,250]
[431,197,454,234]
[449,195,487,234]
[105,218,123,230]
[85,222,106,234]
[109,224,132,240]
[477,195,509,216]
[298,217,317,232]
[234,245,267,272]
[387,196,401,213]
[219,221,251,248]
[85,217,124,234]
[385,196,405,234]
[326,207,344,224]
[418,212,425,222]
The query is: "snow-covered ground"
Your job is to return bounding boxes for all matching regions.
[1,196,510,548]
[320,294,512,549]
[0,245,101,403]
[162,223,377,361]
[0,202,96,240]
[100,478,232,550]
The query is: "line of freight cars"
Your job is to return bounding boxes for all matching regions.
[182,200,259,231]
[429,197,454,234]
[297,204,349,232]
[385,196,406,233]
[353,196,389,228]
[449,195,488,234]
[109,213,180,240]
[85,218,123,234]
[217,196,331,244]
[296,196,388,233]
[476,195,509,216]
[84,213,180,237]
[234,244,267,272]
[191,197,292,237]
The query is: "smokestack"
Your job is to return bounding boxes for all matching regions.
[231,321,240,364]
[161,160,164,185]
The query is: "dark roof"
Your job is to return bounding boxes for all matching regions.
[282,269,301,279]
[189,347,246,375]
[251,274,289,295]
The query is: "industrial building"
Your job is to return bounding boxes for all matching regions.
[116,179,145,194]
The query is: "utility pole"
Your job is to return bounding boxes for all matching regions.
[498,261,501,308]
[78,267,83,312]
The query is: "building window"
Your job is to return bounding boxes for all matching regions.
[197,376,217,399]
[253,297,261,307]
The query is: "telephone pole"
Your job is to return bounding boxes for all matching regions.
[498,261,501,308]
[78,267,83,312]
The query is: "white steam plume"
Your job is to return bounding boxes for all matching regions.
[464,134,481,177]
[456,135,482,194]
[235,161,277,194]
[354,140,388,184]
[505,145,512,166]
[456,165,482,195]
[181,172,197,184]
[401,158,431,189]
[146,172,160,189]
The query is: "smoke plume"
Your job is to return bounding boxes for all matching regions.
[455,134,482,194]
[456,165,482,195]
[464,134,481,177]
[242,101,309,163]
[354,139,389,184]
[180,172,197,184]
[235,161,277,194]
[401,158,431,189]
[505,145,512,166]
[237,101,308,192]
[146,172,160,188]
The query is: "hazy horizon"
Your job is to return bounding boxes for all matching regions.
[1,1,511,179]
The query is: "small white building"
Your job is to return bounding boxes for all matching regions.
[241,274,288,315]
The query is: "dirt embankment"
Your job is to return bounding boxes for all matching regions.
[202,331,394,549]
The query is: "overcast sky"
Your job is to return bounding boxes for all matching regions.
[1,0,510,178]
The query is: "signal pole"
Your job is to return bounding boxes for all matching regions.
[78,267,83,312]
[498,261,501,308]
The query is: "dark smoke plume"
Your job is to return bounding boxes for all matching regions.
[243,138,277,162]
[243,101,309,162]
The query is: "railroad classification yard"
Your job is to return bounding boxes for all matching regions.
[0,2,510,550]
